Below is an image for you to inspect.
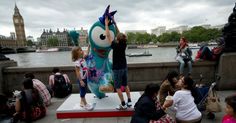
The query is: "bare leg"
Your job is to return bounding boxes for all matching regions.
[81,97,87,106]
[116,88,125,103]
[125,86,131,99]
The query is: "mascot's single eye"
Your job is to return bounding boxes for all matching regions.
[91,26,115,47]
[100,34,106,40]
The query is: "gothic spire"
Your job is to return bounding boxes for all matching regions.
[14,3,21,16]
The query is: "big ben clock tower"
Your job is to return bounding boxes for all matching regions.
[13,4,26,47]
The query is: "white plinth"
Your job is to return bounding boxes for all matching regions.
[56,92,141,118]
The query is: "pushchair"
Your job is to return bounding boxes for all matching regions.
[193,75,221,119]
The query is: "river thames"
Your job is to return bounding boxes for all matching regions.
[5,47,199,67]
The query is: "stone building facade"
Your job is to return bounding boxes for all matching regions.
[40,29,71,47]
[40,27,88,47]
[0,34,16,48]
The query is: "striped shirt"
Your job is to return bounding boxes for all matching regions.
[33,79,51,106]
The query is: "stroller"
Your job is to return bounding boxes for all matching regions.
[193,75,221,119]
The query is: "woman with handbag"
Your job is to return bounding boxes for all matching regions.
[176,37,193,76]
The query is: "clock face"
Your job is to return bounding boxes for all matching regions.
[14,19,19,23]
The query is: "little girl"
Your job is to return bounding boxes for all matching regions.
[72,45,93,111]
[222,94,236,123]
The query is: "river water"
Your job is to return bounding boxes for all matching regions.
[6,47,199,67]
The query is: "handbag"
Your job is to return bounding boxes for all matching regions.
[206,90,222,112]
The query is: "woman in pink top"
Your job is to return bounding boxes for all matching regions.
[222,94,236,123]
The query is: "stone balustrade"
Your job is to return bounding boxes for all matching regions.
[1,61,217,93]
[2,52,236,94]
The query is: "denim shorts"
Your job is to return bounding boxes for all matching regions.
[113,68,128,89]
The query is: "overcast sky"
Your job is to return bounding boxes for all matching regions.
[0,0,235,40]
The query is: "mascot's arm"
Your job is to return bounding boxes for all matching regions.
[105,17,113,45]
[75,67,85,87]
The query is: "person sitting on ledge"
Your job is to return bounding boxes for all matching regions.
[24,72,51,106]
[49,67,72,98]
[13,78,46,123]
[195,37,225,62]
[176,37,192,76]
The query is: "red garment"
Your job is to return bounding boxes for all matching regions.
[222,114,236,123]
[195,50,202,61]
[211,47,223,60]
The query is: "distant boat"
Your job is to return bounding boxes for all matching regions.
[189,43,200,49]
[126,50,152,57]
[36,48,59,53]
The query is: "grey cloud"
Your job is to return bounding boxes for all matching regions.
[0,0,235,38]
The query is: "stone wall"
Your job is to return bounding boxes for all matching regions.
[2,61,216,93]
[217,53,236,90]
[0,60,17,93]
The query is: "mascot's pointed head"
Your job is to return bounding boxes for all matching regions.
[89,5,117,58]
[99,5,117,26]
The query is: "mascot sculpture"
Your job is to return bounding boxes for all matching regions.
[86,5,117,98]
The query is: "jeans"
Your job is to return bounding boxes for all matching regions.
[176,56,192,74]
[200,46,213,60]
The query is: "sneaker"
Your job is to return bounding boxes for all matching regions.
[84,104,94,111]
[116,104,127,110]
[127,101,132,107]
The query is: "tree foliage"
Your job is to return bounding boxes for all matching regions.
[125,26,222,44]
[26,40,34,46]
[47,37,59,47]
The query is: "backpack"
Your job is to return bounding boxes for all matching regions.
[53,75,71,98]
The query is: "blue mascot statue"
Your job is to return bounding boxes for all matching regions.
[86,5,117,98]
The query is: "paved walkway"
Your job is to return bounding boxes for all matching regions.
[31,91,235,123]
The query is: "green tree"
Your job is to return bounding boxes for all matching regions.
[127,32,136,44]
[150,34,158,43]
[182,26,222,42]
[158,33,171,43]
[47,37,59,47]
[27,40,34,46]
[135,33,143,44]
[170,32,181,42]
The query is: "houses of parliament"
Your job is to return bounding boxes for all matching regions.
[0,4,26,48]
